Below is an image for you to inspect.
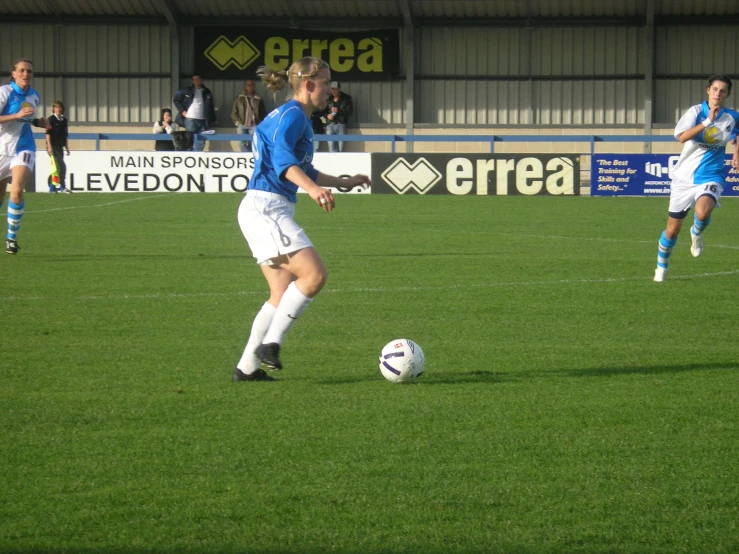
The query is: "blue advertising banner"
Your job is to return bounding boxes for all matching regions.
[591,154,739,197]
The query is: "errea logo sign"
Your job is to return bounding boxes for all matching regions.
[195,28,400,80]
[381,157,442,194]
[205,36,261,71]
[373,155,580,195]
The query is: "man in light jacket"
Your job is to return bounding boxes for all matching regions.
[231,79,267,152]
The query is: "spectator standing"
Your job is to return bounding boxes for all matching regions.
[231,79,267,152]
[311,110,326,152]
[173,74,216,152]
[325,81,353,152]
[45,100,71,193]
[152,108,179,151]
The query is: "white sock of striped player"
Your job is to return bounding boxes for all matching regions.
[236,302,277,374]
[7,199,24,240]
[690,214,710,236]
[657,231,677,269]
[262,281,313,345]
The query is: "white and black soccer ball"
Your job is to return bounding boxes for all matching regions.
[379,339,425,383]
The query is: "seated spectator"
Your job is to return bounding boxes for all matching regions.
[153,108,179,151]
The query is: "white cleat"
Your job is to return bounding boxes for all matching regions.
[690,231,703,258]
[654,267,668,282]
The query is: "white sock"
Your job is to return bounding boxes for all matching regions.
[236,302,277,373]
[262,282,313,345]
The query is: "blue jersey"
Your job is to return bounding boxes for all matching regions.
[670,101,739,186]
[0,82,41,157]
[249,99,319,203]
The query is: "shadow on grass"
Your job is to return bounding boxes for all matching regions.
[28,254,246,262]
[421,361,738,385]
[312,370,508,386]
[2,550,517,554]
[554,361,738,378]
[268,362,737,386]
[313,376,380,385]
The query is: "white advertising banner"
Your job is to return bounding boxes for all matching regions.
[34,152,372,194]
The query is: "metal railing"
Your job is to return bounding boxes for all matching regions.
[34,132,678,156]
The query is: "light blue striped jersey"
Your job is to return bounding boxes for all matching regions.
[248,99,319,203]
[669,101,739,186]
[0,82,41,157]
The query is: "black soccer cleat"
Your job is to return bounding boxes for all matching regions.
[232,368,277,382]
[254,342,283,371]
[6,239,19,255]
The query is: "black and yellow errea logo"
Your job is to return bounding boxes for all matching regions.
[204,35,260,70]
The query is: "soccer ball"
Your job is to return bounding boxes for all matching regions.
[379,339,425,383]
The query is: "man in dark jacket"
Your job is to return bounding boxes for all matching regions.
[325,81,353,152]
[45,100,71,192]
[173,74,217,151]
[311,111,326,152]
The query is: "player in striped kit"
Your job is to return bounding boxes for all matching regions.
[654,75,739,282]
[0,58,48,254]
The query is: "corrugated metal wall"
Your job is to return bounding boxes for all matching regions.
[415,26,645,125]
[655,25,739,124]
[0,22,173,123]
[2,21,738,126]
[190,78,408,127]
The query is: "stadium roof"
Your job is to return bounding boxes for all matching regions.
[2,0,738,25]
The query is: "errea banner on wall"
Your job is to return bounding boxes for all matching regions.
[194,28,400,80]
[372,154,580,195]
[34,152,371,194]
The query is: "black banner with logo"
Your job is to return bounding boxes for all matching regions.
[194,28,400,80]
[372,154,581,195]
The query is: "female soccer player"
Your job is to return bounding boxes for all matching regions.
[232,57,370,381]
[654,75,739,282]
[0,58,47,254]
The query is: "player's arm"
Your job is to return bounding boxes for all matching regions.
[676,105,720,143]
[273,110,337,211]
[0,113,46,126]
[0,110,32,124]
[315,172,370,189]
[285,165,335,212]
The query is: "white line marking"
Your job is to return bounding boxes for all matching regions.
[490,232,739,251]
[334,227,739,251]
[7,268,739,302]
[24,194,171,214]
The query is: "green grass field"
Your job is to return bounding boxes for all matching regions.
[2,193,738,553]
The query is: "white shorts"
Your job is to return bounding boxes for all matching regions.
[0,151,36,181]
[238,190,313,265]
[668,177,722,218]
